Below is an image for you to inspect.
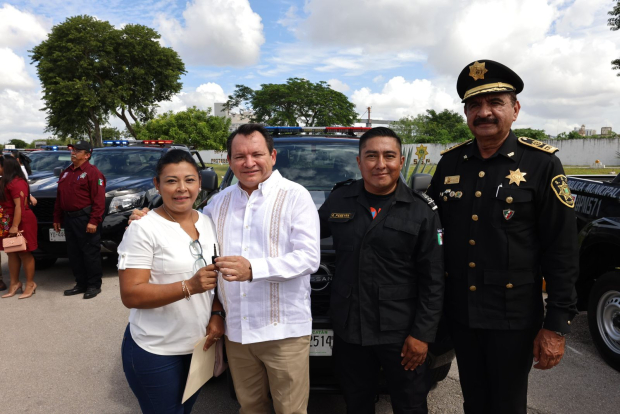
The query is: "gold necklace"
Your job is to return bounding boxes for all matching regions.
[161,205,177,223]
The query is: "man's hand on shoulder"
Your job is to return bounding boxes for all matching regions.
[128,208,150,225]
[401,335,428,371]
[216,256,253,282]
[533,328,565,370]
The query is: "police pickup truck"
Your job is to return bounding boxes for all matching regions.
[204,127,454,397]
[567,173,620,371]
[29,140,215,269]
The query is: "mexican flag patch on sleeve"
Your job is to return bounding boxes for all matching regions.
[437,229,444,245]
[98,179,103,186]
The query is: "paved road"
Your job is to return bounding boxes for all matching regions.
[1,254,619,413]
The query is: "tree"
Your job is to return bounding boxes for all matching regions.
[135,107,231,150]
[610,0,620,75]
[391,109,473,144]
[30,15,186,147]
[555,131,583,140]
[513,128,548,141]
[223,78,358,126]
[7,139,29,148]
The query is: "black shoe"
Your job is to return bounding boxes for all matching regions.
[0,280,7,291]
[83,287,101,299]
[64,286,87,296]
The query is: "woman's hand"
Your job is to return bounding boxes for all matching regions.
[8,225,19,236]
[203,315,225,351]
[187,264,218,294]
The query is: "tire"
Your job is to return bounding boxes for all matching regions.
[34,257,57,270]
[428,361,452,384]
[587,271,620,371]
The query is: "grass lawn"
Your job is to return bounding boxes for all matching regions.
[206,163,229,178]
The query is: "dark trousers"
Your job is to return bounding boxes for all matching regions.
[449,319,538,414]
[333,334,430,414]
[122,325,199,414]
[64,214,102,289]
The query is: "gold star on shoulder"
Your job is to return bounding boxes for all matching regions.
[506,169,527,186]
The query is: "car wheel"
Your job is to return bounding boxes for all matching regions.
[35,257,57,270]
[587,270,620,371]
[427,361,452,384]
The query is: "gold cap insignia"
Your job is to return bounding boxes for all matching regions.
[506,169,527,186]
[469,61,488,81]
[551,175,575,208]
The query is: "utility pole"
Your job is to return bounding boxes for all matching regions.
[366,107,371,127]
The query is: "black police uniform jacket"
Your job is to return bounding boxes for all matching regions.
[319,179,445,346]
[428,131,579,334]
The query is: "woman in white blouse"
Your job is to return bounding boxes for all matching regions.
[118,149,224,414]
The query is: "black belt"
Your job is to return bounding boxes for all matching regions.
[65,205,92,218]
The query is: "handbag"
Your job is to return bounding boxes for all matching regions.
[213,337,228,377]
[3,231,27,253]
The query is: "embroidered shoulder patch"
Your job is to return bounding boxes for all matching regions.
[517,137,558,154]
[551,175,575,208]
[440,139,473,155]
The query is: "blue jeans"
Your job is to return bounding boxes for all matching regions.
[122,325,199,414]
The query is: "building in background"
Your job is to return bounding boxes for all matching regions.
[601,127,613,135]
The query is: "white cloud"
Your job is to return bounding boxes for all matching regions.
[0,48,36,90]
[0,4,50,49]
[350,77,458,120]
[156,82,227,114]
[328,79,350,93]
[373,75,385,83]
[156,0,265,67]
[0,89,47,143]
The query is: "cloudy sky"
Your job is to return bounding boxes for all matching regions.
[1,0,619,143]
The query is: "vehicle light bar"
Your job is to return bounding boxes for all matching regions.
[265,127,303,133]
[325,127,371,132]
[143,140,174,145]
[103,140,129,146]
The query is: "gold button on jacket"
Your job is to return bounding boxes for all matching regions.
[469,286,477,292]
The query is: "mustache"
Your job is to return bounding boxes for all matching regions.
[474,117,498,126]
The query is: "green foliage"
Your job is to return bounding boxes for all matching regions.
[7,139,29,148]
[224,78,358,126]
[609,1,620,75]
[391,109,473,144]
[555,131,583,140]
[101,127,132,141]
[30,15,186,147]
[135,107,231,150]
[513,128,548,140]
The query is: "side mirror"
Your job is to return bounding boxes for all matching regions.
[408,173,432,193]
[53,167,63,177]
[200,169,218,192]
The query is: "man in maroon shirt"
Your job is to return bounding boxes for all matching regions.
[53,140,106,299]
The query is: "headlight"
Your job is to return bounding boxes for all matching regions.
[109,191,146,214]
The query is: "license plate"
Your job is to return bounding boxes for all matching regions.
[309,329,333,356]
[49,228,66,242]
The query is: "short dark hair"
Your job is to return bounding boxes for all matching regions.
[155,149,200,183]
[508,91,517,106]
[359,127,402,155]
[227,124,274,158]
[0,155,29,202]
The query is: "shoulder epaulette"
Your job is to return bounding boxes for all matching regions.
[440,139,473,155]
[413,190,438,211]
[331,179,355,192]
[517,137,558,153]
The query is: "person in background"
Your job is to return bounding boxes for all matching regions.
[12,150,32,179]
[118,149,224,414]
[54,140,106,299]
[0,155,38,299]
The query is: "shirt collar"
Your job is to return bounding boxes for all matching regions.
[70,161,90,171]
[464,130,518,162]
[236,169,282,197]
[346,178,413,203]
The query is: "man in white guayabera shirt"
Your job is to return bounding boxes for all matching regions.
[207,124,320,414]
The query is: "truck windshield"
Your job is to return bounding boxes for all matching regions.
[231,142,362,191]
[28,151,72,172]
[90,150,161,178]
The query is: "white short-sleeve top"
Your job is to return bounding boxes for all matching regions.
[117,210,218,355]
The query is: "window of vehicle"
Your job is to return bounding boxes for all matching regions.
[90,150,161,178]
[230,142,362,191]
[27,152,72,172]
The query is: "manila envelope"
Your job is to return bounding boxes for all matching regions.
[182,336,215,403]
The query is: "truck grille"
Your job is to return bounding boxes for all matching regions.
[31,197,56,223]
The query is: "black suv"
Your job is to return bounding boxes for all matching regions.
[209,135,454,395]
[30,144,212,269]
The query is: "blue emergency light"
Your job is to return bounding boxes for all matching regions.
[103,140,129,146]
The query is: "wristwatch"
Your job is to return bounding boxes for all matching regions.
[211,310,226,320]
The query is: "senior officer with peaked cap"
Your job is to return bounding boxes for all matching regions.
[427,60,578,414]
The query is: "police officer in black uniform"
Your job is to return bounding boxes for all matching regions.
[428,60,579,414]
[319,127,444,414]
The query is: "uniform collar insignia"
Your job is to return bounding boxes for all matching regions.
[506,169,526,186]
[469,61,488,81]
